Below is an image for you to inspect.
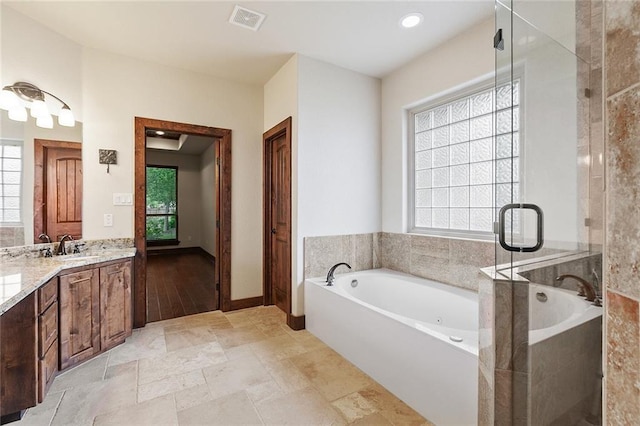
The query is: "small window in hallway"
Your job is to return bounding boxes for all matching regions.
[146,165,178,244]
[409,79,521,238]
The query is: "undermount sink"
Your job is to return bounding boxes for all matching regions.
[55,255,100,262]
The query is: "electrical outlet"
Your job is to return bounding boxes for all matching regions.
[104,213,113,227]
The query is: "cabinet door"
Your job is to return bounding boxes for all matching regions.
[1,293,37,416]
[59,269,100,370]
[100,261,132,351]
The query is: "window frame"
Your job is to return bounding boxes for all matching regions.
[0,139,23,226]
[407,75,524,240]
[145,164,179,246]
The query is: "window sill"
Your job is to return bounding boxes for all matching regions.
[147,239,180,247]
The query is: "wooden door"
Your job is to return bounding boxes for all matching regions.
[263,118,292,315]
[100,261,132,351]
[34,140,82,243]
[59,269,100,370]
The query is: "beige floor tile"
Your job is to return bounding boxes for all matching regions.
[215,325,267,349]
[224,343,255,360]
[255,387,346,425]
[177,391,263,425]
[203,353,272,399]
[165,324,219,352]
[249,334,308,362]
[19,391,64,426]
[332,391,378,422]
[245,380,285,404]
[105,359,137,379]
[94,394,178,426]
[138,341,227,385]
[51,372,137,425]
[48,353,108,393]
[357,384,432,426]
[107,326,167,366]
[174,384,214,411]
[289,348,374,401]
[138,369,206,403]
[225,311,256,328]
[348,412,393,425]
[263,358,312,393]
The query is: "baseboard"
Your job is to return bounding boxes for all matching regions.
[287,313,306,330]
[229,296,263,311]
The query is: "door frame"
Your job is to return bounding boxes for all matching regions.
[134,117,232,328]
[262,117,292,316]
[34,139,83,243]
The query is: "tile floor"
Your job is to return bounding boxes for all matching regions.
[17,306,431,425]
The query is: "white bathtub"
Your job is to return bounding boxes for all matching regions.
[305,269,479,425]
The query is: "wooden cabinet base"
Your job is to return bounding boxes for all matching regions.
[0,409,25,424]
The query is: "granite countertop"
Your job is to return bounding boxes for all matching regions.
[0,247,136,315]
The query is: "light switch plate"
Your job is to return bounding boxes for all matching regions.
[113,193,133,206]
[104,213,113,227]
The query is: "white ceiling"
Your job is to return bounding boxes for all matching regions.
[5,1,494,85]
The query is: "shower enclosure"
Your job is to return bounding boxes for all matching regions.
[486,0,604,424]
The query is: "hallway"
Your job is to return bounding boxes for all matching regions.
[146,250,217,322]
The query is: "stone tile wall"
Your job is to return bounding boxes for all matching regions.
[303,234,374,281]
[604,1,640,422]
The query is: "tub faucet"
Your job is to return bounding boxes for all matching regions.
[56,234,74,256]
[326,262,352,286]
[555,274,598,304]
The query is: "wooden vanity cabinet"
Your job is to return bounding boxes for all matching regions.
[59,269,100,370]
[99,261,132,351]
[0,293,37,418]
[37,278,59,403]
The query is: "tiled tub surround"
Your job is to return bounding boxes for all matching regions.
[306,269,477,425]
[0,239,135,313]
[16,306,430,426]
[605,0,640,422]
[479,253,604,425]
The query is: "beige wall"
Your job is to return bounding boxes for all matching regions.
[604,0,640,423]
[199,143,217,257]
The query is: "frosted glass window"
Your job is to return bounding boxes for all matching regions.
[410,80,521,235]
[0,140,22,224]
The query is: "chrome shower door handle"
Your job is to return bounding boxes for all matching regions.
[498,203,544,253]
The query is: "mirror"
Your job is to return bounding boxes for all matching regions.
[0,114,82,248]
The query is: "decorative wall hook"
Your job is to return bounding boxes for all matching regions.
[99,149,117,173]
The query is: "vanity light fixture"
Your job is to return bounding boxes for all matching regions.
[0,81,75,128]
[400,13,423,29]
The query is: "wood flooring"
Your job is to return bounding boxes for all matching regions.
[146,250,217,323]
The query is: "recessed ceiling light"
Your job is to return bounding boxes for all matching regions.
[155,131,165,136]
[400,13,423,29]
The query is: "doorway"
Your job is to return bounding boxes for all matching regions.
[34,139,82,243]
[263,118,294,325]
[133,117,232,328]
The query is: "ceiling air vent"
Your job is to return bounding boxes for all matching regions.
[229,5,266,31]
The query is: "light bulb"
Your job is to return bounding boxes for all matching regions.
[30,99,49,118]
[0,89,20,111]
[36,113,54,129]
[8,105,27,122]
[58,106,75,127]
[400,13,423,28]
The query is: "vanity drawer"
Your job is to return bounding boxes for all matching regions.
[38,300,58,358]
[38,340,58,403]
[38,277,58,314]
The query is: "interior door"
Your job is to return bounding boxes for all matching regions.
[270,132,291,313]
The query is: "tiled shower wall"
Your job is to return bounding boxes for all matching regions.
[604,1,640,423]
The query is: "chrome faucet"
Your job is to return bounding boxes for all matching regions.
[326,262,351,286]
[56,234,74,256]
[555,274,599,305]
[38,233,51,243]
